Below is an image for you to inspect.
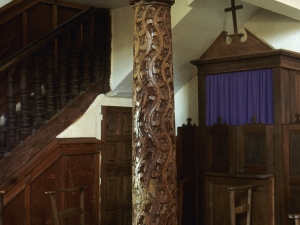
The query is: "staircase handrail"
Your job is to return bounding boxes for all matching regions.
[0,6,97,74]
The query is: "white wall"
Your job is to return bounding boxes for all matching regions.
[110,6,134,91]
[59,2,300,138]
[57,94,132,139]
[174,8,300,128]
[174,75,198,127]
[244,9,300,52]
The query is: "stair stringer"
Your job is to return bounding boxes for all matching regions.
[0,80,103,193]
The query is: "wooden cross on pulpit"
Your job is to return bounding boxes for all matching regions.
[224,0,243,34]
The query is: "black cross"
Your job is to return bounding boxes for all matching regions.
[224,0,243,34]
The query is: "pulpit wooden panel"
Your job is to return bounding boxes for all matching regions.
[205,125,236,173]
[205,173,274,225]
[2,138,101,225]
[176,119,200,225]
[283,124,300,225]
[237,125,274,174]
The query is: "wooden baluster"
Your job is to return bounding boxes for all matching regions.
[33,52,44,131]
[58,34,68,110]
[45,43,56,119]
[20,60,31,141]
[92,10,102,84]
[0,114,7,155]
[81,15,92,91]
[6,68,17,152]
[69,26,80,101]
[54,82,60,112]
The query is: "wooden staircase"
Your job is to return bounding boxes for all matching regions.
[0,1,111,224]
[0,3,111,160]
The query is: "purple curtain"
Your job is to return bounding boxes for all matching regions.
[206,69,273,126]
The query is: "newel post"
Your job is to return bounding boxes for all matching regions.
[130,0,177,224]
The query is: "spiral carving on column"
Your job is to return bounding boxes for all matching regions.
[132,4,177,225]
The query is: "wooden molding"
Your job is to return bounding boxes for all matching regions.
[199,28,274,60]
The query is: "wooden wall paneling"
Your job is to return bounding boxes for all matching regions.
[282,125,300,225]
[290,70,300,118]
[205,126,236,173]
[1,138,101,225]
[205,173,274,225]
[176,121,200,225]
[283,68,291,124]
[52,4,58,29]
[0,0,87,54]
[237,125,274,174]
[30,158,63,225]
[0,0,38,27]
[3,192,24,225]
[57,6,81,26]
[0,15,23,62]
[66,154,100,225]
[22,11,28,47]
[290,70,297,121]
[24,186,30,225]
[296,72,300,114]
[297,72,300,114]
[278,68,288,124]
[27,2,53,44]
[272,66,285,225]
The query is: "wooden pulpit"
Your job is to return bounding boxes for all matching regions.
[191,28,300,225]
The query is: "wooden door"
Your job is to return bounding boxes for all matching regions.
[101,106,132,225]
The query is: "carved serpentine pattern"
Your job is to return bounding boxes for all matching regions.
[132,4,177,225]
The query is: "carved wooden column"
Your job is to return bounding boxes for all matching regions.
[130,0,177,224]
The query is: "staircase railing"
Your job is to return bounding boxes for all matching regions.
[0,6,111,158]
